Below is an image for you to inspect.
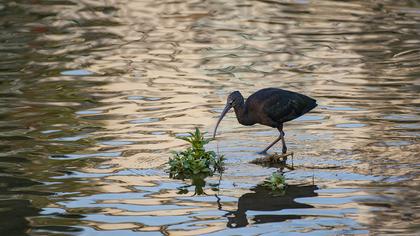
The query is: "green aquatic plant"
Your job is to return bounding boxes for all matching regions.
[168,128,224,180]
[262,172,287,195]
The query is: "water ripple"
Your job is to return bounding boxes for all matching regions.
[0,0,419,235]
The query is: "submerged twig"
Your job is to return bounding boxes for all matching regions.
[250,152,294,170]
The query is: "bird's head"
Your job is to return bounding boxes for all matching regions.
[213,91,244,138]
[227,91,244,108]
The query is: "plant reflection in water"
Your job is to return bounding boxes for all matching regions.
[176,173,223,196]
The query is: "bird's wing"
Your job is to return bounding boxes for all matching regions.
[263,92,313,123]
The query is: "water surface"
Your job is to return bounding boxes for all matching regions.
[0,0,419,235]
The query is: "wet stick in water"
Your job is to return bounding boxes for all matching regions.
[250,152,294,170]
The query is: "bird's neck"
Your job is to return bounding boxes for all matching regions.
[233,102,254,125]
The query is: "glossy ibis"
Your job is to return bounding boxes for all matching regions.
[213,88,317,154]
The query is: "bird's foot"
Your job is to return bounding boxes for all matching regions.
[282,148,287,154]
[272,152,288,162]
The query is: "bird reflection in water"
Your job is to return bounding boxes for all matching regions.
[174,168,318,229]
[224,183,318,228]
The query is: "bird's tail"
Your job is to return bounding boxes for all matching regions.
[302,97,317,114]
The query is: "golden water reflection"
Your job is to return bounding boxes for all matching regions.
[0,0,419,235]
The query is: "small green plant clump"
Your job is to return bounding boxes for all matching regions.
[168,128,224,180]
[262,172,287,194]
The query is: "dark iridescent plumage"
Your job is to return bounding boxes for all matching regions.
[213,88,317,154]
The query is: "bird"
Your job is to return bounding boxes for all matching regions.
[213,88,317,154]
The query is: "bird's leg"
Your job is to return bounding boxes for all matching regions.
[258,125,284,155]
[258,136,281,155]
[281,130,287,154]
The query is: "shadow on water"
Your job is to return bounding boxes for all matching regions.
[224,184,318,228]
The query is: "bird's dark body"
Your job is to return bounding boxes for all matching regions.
[213,87,317,154]
[235,88,317,128]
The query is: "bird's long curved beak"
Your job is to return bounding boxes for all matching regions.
[213,103,232,138]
